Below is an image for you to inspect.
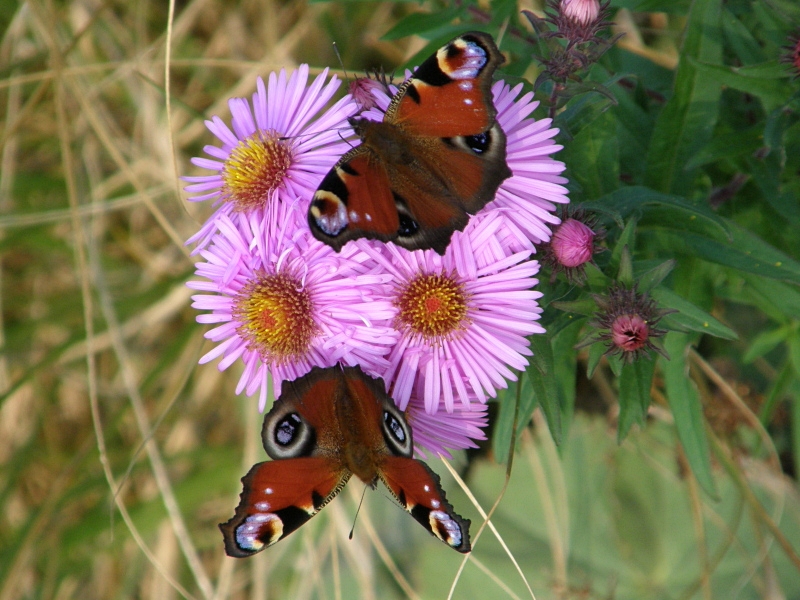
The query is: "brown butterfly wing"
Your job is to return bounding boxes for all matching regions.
[378,456,471,553]
[219,458,350,557]
[308,148,401,252]
[309,32,511,254]
[387,31,504,138]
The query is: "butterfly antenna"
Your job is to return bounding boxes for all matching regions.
[332,41,352,87]
[349,484,369,540]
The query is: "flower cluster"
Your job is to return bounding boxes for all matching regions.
[184,59,568,455]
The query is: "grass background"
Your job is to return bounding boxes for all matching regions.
[1,0,799,599]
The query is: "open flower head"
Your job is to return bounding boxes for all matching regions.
[356,211,544,414]
[183,66,359,249]
[188,208,398,410]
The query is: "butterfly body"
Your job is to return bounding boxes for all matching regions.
[309,32,511,254]
[220,366,471,557]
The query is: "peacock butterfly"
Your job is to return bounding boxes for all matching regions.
[220,365,471,556]
[308,32,511,255]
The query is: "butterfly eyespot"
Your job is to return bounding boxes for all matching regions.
[464,131,490,154]
[381,404,413,457]
[397,212,420,238]
[384,412,406,443]
[275,413,302,446]
[263,406,316,459]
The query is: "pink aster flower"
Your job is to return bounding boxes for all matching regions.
[183,66,358,250]
[356,212,544,414]
[490,80,569,247]
[357,75,569,251]
[406,392,488,459]
[188,207,398,410]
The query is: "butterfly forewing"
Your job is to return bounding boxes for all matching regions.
[378,456,471,553]
[220,457,349,557]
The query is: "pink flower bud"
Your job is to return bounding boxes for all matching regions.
[551,218,596,268]
[349,75,389,112]
[611,314,649,352]
[561,0,601,26]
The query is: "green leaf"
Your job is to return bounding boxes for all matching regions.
[587,341,605,379]
[743,325,792,363]
[492,384,520,464]
[594,187,730,241]
[382,8,464,40]
[552,320,582,437]
[788,332,800,379]
[559,108,620,198]
[675,223,800,284]
[528,334,562,445]
[650,287,738,340]
[740,274,800,322]
[551,298,598,317]
[684,125,764,170]
[687,58,794,112]
[645,0,723,195]
[617,358,656,441]
[721,6,766,65]
[608,218,637,278]
[663,333,718,497]
[636,259,676,292]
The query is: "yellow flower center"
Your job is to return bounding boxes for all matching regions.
[395,273,468,340]
[221,130,293,212]
[233,271,316,362]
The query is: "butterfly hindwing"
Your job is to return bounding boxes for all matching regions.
[379,455,471,553]
[309,32,511,254]
[219,457,349,557]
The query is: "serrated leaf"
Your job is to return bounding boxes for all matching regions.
[663,333,718,498]
[650,287,738,340]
